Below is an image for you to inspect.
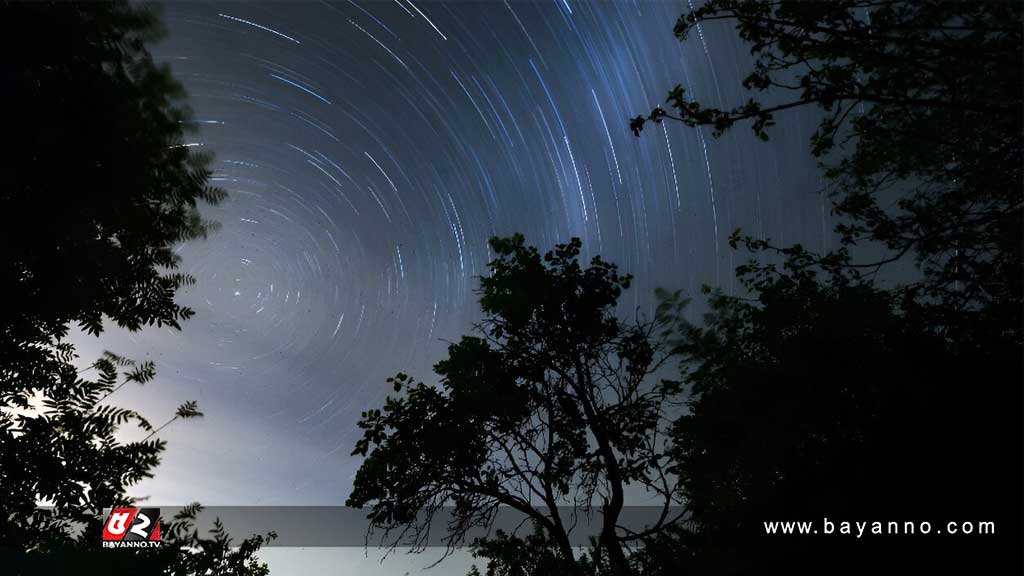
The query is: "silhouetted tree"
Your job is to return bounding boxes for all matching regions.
[655,253,1021,573]
[0,2,272,573]
[633,0,1022,340]
[466,526,585,576]
[2,352,180,551]
[629,1,1022,573]
[2,0,225,400]
[466,521,696,576]
[347,235,687,576]
[2,351,275,575]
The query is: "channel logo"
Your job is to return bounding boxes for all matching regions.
[101,507,162,548]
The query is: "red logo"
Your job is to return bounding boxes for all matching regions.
[102,507,161,547]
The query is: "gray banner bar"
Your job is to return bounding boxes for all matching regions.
[147,506,686,547]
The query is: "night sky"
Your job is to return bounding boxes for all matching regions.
[74,1,828,511]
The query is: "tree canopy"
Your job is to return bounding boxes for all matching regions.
[632,0,1022,341]
[0,3,271,573]
[658,254,1020,573]
[347,235,687,576]
[1,0,225,402]
[630,1,1022,572]
[2,351,274,576]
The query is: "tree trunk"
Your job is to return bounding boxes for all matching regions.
[601,511,631,576]
[551,526,585,576]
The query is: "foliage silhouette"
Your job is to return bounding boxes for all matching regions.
[466,526,586,576]
[348,235,687,576]
[9,500,275,576]
[632,0,1022,341]
[1,350,276,575]
[0,2,273,573]
[2,0,225,403]
[655,259,1021,573]
[629,1,1022,573]
[465,519,697,576]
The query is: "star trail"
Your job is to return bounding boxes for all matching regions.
[76,1,829,506]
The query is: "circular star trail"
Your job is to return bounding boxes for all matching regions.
[76,1,829,505]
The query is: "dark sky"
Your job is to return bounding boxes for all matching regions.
[74,0,828,508]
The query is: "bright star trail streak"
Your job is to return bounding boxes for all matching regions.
[270,73,332,105]
[79,1,828,512]
[403,0,447,41]
[219,13,301,44]
[592,89,621,185]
